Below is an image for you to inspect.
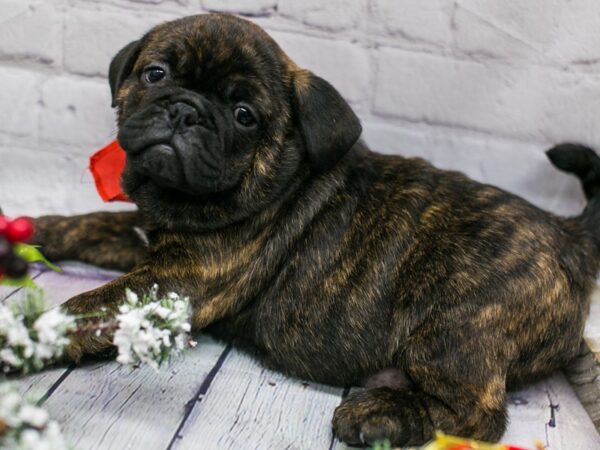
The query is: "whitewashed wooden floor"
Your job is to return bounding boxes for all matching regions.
[2,263,600,450]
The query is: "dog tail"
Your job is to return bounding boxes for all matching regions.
[547,143,600,200]
[546,143,600,232]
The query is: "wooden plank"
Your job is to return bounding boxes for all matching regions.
[0,260,115,303]
[54,261,124,281]
[1,265,115,308]
[42,335,227,450]
[172,348,344,450]
[33,265,117,308]
[12,367,72,403]
[503,373,600,449]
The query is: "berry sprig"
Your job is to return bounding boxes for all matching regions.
[0,215,34,281]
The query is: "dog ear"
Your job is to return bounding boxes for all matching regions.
[292,71,362,172]
[109,40,142,108]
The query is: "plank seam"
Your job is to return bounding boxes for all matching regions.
[165,344,233,450]
[37,364,76,405]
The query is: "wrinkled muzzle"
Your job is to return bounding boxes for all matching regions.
[118,91,229,194]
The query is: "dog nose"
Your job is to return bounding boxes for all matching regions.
[168,102,199,128]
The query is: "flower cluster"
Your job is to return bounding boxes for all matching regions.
[114,285,195,370]
[0,291,75,374]
[0,286,195,374]
[0,384,67,450]
[0,285,195,449]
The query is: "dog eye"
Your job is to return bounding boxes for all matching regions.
[143,67,166,83]
[233,106,256,127]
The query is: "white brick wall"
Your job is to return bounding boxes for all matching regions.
[1,0,598,218]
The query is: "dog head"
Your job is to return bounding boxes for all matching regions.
[110,14,362,230]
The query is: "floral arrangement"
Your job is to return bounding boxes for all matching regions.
[0,286,195,376]
[0,214,196,449]
[0,290,75,374]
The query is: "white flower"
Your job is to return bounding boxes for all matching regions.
[113,286,194,370]
[32,309,74,361]
[0,348,20,370]
[0,292,75,374]
[153,305,172,320]
[19,404,49,428]
[34,309,74,345]
[125,288,139,305]
[0,388,24,428]
[20,429,43,448]
[0,384,68,450]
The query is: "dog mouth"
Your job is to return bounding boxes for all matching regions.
[118,97,229,195]
[128,139,225,195]
[134,143,186,190]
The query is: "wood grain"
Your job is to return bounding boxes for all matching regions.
[503,373,600,449]
[42,336,227,450]
[173,348,344,450]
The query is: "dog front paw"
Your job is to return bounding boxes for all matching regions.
[61,292,116,363]
[63,330,114,363]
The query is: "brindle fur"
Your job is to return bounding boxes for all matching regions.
[30,14,600,446]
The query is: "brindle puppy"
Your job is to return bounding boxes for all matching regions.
[31,14,600,446]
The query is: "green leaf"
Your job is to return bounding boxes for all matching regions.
[13,243,61,272]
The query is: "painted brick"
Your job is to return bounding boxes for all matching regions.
[0,147,76,216]
[453,0,600,66]
[369,0,454,47]
[40,77,115,148]
[373,47,600,143]
[0,69,39,137]
[0,146,134,216]
[201,0,276,15]
[278,0,366,31]
[270,31,371,105]
[0,1,62,65]
[65,8,170,77]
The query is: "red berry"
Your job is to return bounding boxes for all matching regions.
[6,217,34,243]
[0,216,9,237]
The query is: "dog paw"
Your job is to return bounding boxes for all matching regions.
[332,388,426,447]
[63,331,114,364]
[61,293,116,363]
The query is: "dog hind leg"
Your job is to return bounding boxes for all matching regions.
[333,333,508,446]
